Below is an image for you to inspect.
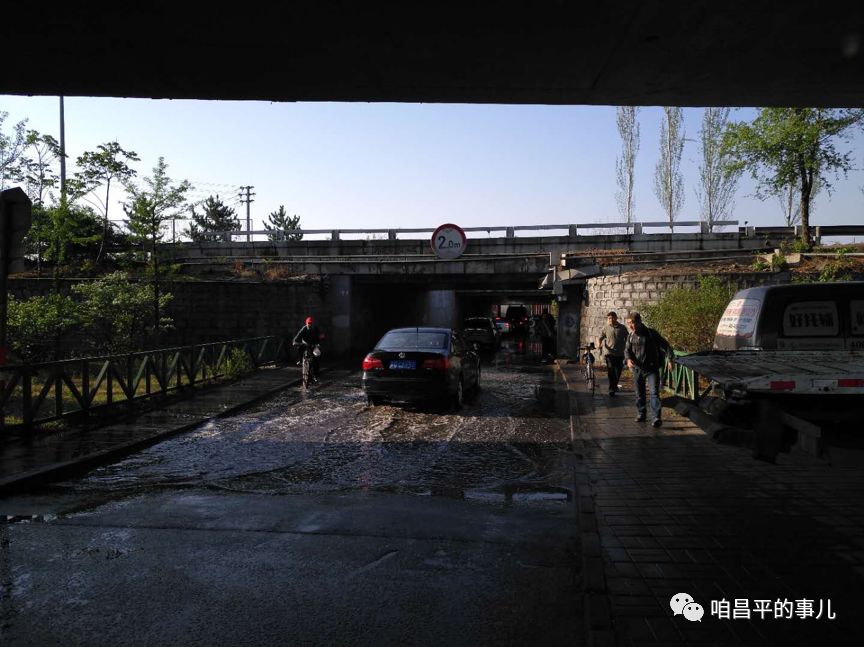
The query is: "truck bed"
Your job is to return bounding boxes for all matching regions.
[675,350,864,395]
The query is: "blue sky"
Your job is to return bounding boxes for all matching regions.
[1,95,862,237]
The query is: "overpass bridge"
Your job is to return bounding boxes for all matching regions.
[163,222,809,354]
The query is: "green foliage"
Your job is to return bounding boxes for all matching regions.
[186,195,240,241]
[264,206,302,241]
[817,249,854,282]
[7,293,81,362]
[38,198,102,267]
[751,256,770,271]
[0,111,28,187]
[72,272,173,354]
[770,252,787,271]
[223,347,253,379]
[722,108,864,241]
[124,158,191,246]
[641,275,734,353]
[786,238,813,254]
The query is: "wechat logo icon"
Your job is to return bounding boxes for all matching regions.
[670,593,704,622]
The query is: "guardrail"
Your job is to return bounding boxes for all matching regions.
[172,220,742,242]
[0,336,291,431]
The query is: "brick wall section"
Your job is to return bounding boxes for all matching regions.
[579,270,790,344]
[8,278,330,349]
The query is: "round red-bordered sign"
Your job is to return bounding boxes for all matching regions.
[431,223,467,259]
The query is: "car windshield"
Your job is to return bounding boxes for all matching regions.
[376,331,449,350]
[464,318,491,330]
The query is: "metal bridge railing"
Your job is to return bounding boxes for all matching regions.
[661,351,705,402]
[0,336,291,431]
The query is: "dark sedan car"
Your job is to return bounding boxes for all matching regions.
[361,327,480,409]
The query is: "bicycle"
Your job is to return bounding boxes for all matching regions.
[579,342,596,395]
[296,342,321,389]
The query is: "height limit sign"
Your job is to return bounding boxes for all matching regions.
[431,223,467,260]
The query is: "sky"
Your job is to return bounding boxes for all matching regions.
[1,95,863,239]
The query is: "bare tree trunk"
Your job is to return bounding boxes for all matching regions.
[96,180,111,265]
[798,158,811,244]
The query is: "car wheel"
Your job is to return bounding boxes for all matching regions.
[452,377,463,410]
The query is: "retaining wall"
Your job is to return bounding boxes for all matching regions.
[579,270,791,345]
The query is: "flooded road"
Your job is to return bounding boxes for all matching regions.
[1,340,582,647]
[70,340,574,502]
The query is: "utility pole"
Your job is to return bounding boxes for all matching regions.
[59,96,66,199]
[238,185,255,242]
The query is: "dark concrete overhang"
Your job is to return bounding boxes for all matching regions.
[2,2,862,107]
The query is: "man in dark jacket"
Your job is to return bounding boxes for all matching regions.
[597,311,627,396]
[624,312,673,427]
[293,316,323,380]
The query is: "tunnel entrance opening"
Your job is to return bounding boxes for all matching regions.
[350,277,554,358]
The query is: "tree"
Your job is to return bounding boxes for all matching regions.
[695,108,740,231]
[40,198,102,270]
[74,142,140,264]
[264,206,302,241]
[777,172,821,227]
[73,271,173,355]
[13,130,62,206]
[124,158,191,339]
[186,195,241,242]
[7,293,81,362]
[615,107,640,225]
[722,108,864,243]
[653,106,685,231]
[0,111,28,189]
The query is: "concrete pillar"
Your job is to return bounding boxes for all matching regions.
[331,230,340,241]
[556,287,583,360]
[327,275,352,356]
[568,225,578,238]
[423,290,458,328]
[700,221,710,234]
[505,227,515,239]
[388,230,397,240]
[633,222,643,235]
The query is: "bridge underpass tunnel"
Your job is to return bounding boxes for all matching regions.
[348,277,557,357]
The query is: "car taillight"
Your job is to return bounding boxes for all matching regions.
[362,355,383,371]
[422,357,449,370]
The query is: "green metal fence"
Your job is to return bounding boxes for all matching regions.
[660,351,705,402]
[0,336,291,431]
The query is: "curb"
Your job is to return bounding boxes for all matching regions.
[0,368,310,495]
[555,360,617,647]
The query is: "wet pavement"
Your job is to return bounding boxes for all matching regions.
[0,340,582,647]
[560,360,864,647]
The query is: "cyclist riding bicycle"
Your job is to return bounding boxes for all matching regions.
[293,316,323,383]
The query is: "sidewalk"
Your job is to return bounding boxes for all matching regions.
[0,365,303,495]
[558,360,864,646]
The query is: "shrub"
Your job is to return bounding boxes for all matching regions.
[72,271,173,354]
[641,275,734,353]
[223,347,254,379]
[7,293,82,361]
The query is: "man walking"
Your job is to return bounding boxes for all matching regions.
[624,312,673,427]
[597,311,627,396]
[537,309,557,364]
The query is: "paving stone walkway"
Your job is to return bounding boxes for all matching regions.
[558,360,864,646]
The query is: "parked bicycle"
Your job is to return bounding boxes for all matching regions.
[579,342,596,395]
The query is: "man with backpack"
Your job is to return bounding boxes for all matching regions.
[624,312,673,428]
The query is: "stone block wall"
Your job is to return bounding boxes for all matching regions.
[579,270,790,345]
